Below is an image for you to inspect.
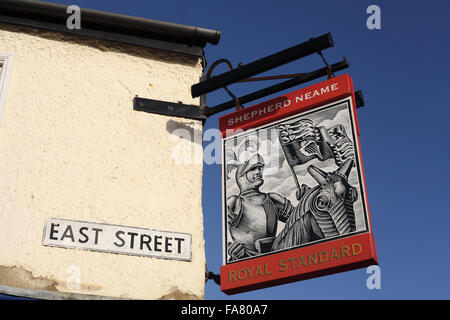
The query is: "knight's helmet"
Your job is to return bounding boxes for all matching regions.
[235,153,265,192]
[225,136,265,193]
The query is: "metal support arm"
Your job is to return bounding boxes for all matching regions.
[191,33,334,98]
[134,33,366,120]
[133,97,207,121]
[203,57,349,117]
[132,88,364,121]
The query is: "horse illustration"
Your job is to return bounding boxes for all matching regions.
[272,158,358,251]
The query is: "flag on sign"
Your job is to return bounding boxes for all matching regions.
[277,119,354,167]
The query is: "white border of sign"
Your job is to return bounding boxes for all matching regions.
[221,96,371,265]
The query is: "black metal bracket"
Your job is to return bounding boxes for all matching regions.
[133,32,366,120]
[205,271,221,286]
[355,90,365,108]
[133,97,207,121]
[203,57,349,117]
[191,33,334,98]
[133,88,364,121]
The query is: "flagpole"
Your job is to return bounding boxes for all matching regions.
[276,129,301,195]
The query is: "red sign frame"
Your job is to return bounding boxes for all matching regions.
[219,74,377,295]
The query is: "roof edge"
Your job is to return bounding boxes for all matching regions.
[0,0,221,56]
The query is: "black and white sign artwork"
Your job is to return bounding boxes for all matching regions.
[222,98,369,264]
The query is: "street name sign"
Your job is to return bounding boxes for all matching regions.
[43,218,192,261]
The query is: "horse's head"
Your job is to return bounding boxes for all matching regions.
[307,158,358,235]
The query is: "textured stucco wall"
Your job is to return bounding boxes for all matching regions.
[0,24,205,299]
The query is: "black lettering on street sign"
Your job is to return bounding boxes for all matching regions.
[42,218,192,261]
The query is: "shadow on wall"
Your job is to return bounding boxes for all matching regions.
[166,119,203,146]
[0,24,200,68]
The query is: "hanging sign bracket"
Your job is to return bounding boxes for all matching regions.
[133,33,365,121]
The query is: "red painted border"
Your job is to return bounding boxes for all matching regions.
[221,233,377,295]
[219,74,378,294]
[220,74,354,137]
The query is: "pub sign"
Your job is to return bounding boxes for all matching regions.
[219,74,377,294]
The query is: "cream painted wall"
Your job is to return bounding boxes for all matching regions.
[0,24,205,299]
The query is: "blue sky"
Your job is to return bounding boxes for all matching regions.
[3,0,450,300]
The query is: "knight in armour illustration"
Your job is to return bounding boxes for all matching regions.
[225,117,359,262]
[225,137,322,261]
[226,150,297,260]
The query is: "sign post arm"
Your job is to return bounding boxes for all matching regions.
[205,58,349,117]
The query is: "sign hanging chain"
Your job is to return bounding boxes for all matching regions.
[205,49,337,113]
[317,50,335,79]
